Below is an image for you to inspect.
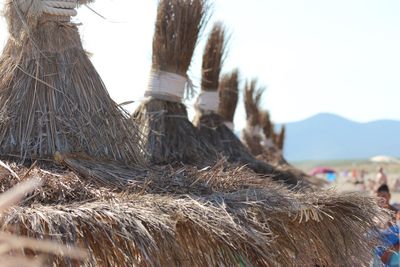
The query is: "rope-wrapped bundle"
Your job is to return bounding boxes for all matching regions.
[0,0,142,163]
[132,0,218,167]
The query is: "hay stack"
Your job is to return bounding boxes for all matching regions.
[0,0,141,163]
[132,0,217,166]
[0,160,388,266]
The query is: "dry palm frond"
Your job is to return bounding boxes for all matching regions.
[0,0,142,164]
[132,0,217,167]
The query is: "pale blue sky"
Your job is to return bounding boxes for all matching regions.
[1,0,399,129]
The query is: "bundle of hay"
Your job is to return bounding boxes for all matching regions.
[192,25,298,185]
[276,125,285,150]
[258,110,288,165]
[218,70,239,129]
[246,89,326,186]
[0,160,388,266]
[132,0,217,167]
[0,0,141,163]
[242,79,266,156]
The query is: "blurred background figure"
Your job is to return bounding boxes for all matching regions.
[373,184,399,267]
[376,167,388,189]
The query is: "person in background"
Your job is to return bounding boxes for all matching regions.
[374,184,399,267]
[376,167,388,188]
[393,176,400,193]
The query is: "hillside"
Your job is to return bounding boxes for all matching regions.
[282,113,400,161]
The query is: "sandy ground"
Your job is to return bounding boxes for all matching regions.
[295,161,400,204]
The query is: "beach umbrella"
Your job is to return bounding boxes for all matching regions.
[370,155,400,164]
[310,167,337,176]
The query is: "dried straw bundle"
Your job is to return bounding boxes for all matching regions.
[0,160,388,266]
[276,125,286,150]
[242,79,265,156]
[253,99,327,186]
[0,0,142,163]
[132,0,217,166]
[242,82,326,186]
[193,21,227,128]
[192,28,297,184]
[218,70,239,123]
[258,110,288,165]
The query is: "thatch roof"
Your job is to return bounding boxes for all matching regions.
[0,0,142,164]
[0,160,387,266]
[132,0,218,167]
[0,177,87,267]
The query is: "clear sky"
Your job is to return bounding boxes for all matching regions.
[1,0,399,130]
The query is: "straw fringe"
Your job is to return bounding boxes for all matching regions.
[0,177,387,266]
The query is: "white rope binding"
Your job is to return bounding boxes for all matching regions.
[196,91,220,113]
[42,0,78,17]
[244,126,262,137]
[261,137,275,149]
[224,121,234,131]
[145,70,188,103]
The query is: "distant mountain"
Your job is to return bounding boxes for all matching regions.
[281,113,400,161]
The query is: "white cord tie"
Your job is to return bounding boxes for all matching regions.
[145,70,188,103]
[244,126,262,137]
[42,0,78,17]
[196,91,220,113]
[262,137,274,148]
[224,121,234,131]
